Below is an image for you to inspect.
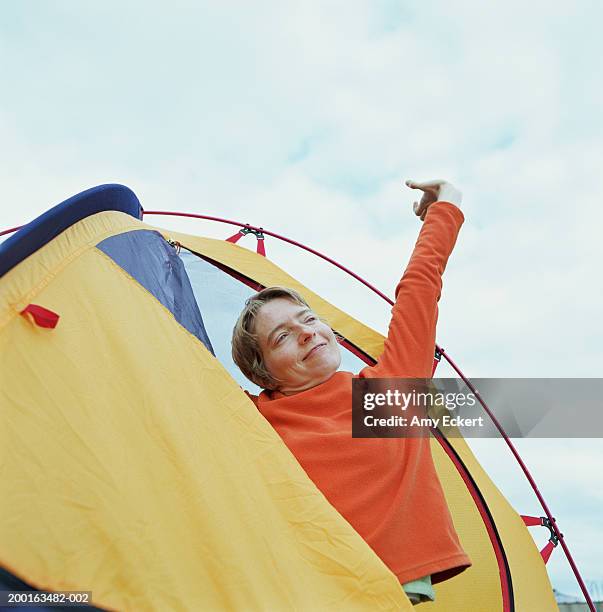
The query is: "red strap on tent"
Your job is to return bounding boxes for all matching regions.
[226,231,244,243]
[521,515,543,527]
[225,226,267,257]
[540,540,556,563]
[20,304,60,329]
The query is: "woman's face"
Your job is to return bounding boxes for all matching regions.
[254,297,341,395]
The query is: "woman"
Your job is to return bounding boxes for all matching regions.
[232,179,471,605]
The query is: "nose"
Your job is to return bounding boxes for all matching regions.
[298,325,315,345]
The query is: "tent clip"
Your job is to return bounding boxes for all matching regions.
[542,516,561,546]
[225,225,266,257]
[238,226,265,240]
[167,240,182,254]
[431,346,444,376]
[521,514,563,563]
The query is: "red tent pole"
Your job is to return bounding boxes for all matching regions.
[0,225,23,237]
[437,344,594,610]
[142,211,394,302]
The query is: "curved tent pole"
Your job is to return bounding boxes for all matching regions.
[0,225,23,237]
[1,212,595,611]
[441,351,594,610]
[144,211,394,302]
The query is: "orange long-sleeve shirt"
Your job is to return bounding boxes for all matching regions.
[249,201,470,585]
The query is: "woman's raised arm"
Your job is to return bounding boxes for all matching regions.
[360,179,464,380]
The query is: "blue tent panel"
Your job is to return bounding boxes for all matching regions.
[98,231,214,354]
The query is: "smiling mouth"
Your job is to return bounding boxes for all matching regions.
[303,343,327,360]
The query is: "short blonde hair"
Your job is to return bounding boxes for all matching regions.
[232,287,310,390]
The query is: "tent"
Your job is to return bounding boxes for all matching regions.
[0,184,562,610]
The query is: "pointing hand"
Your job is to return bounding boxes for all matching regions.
[405,179,463,221]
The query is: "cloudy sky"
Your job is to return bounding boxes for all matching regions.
[2,0,602,600]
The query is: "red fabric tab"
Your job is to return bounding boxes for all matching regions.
[256,238,266,257]
[226,231,244,243]
[540,540,555,563]
[521,515,543,527]
[20,304,60,329]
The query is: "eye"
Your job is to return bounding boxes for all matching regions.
[305,316,317,323]
[276,332,288,344]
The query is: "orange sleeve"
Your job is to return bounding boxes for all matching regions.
[361,201,464,379]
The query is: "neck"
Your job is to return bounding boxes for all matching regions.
[277,371,338,396]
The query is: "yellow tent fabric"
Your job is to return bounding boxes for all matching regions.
[0,212,411,611]
[0,208,559,611]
